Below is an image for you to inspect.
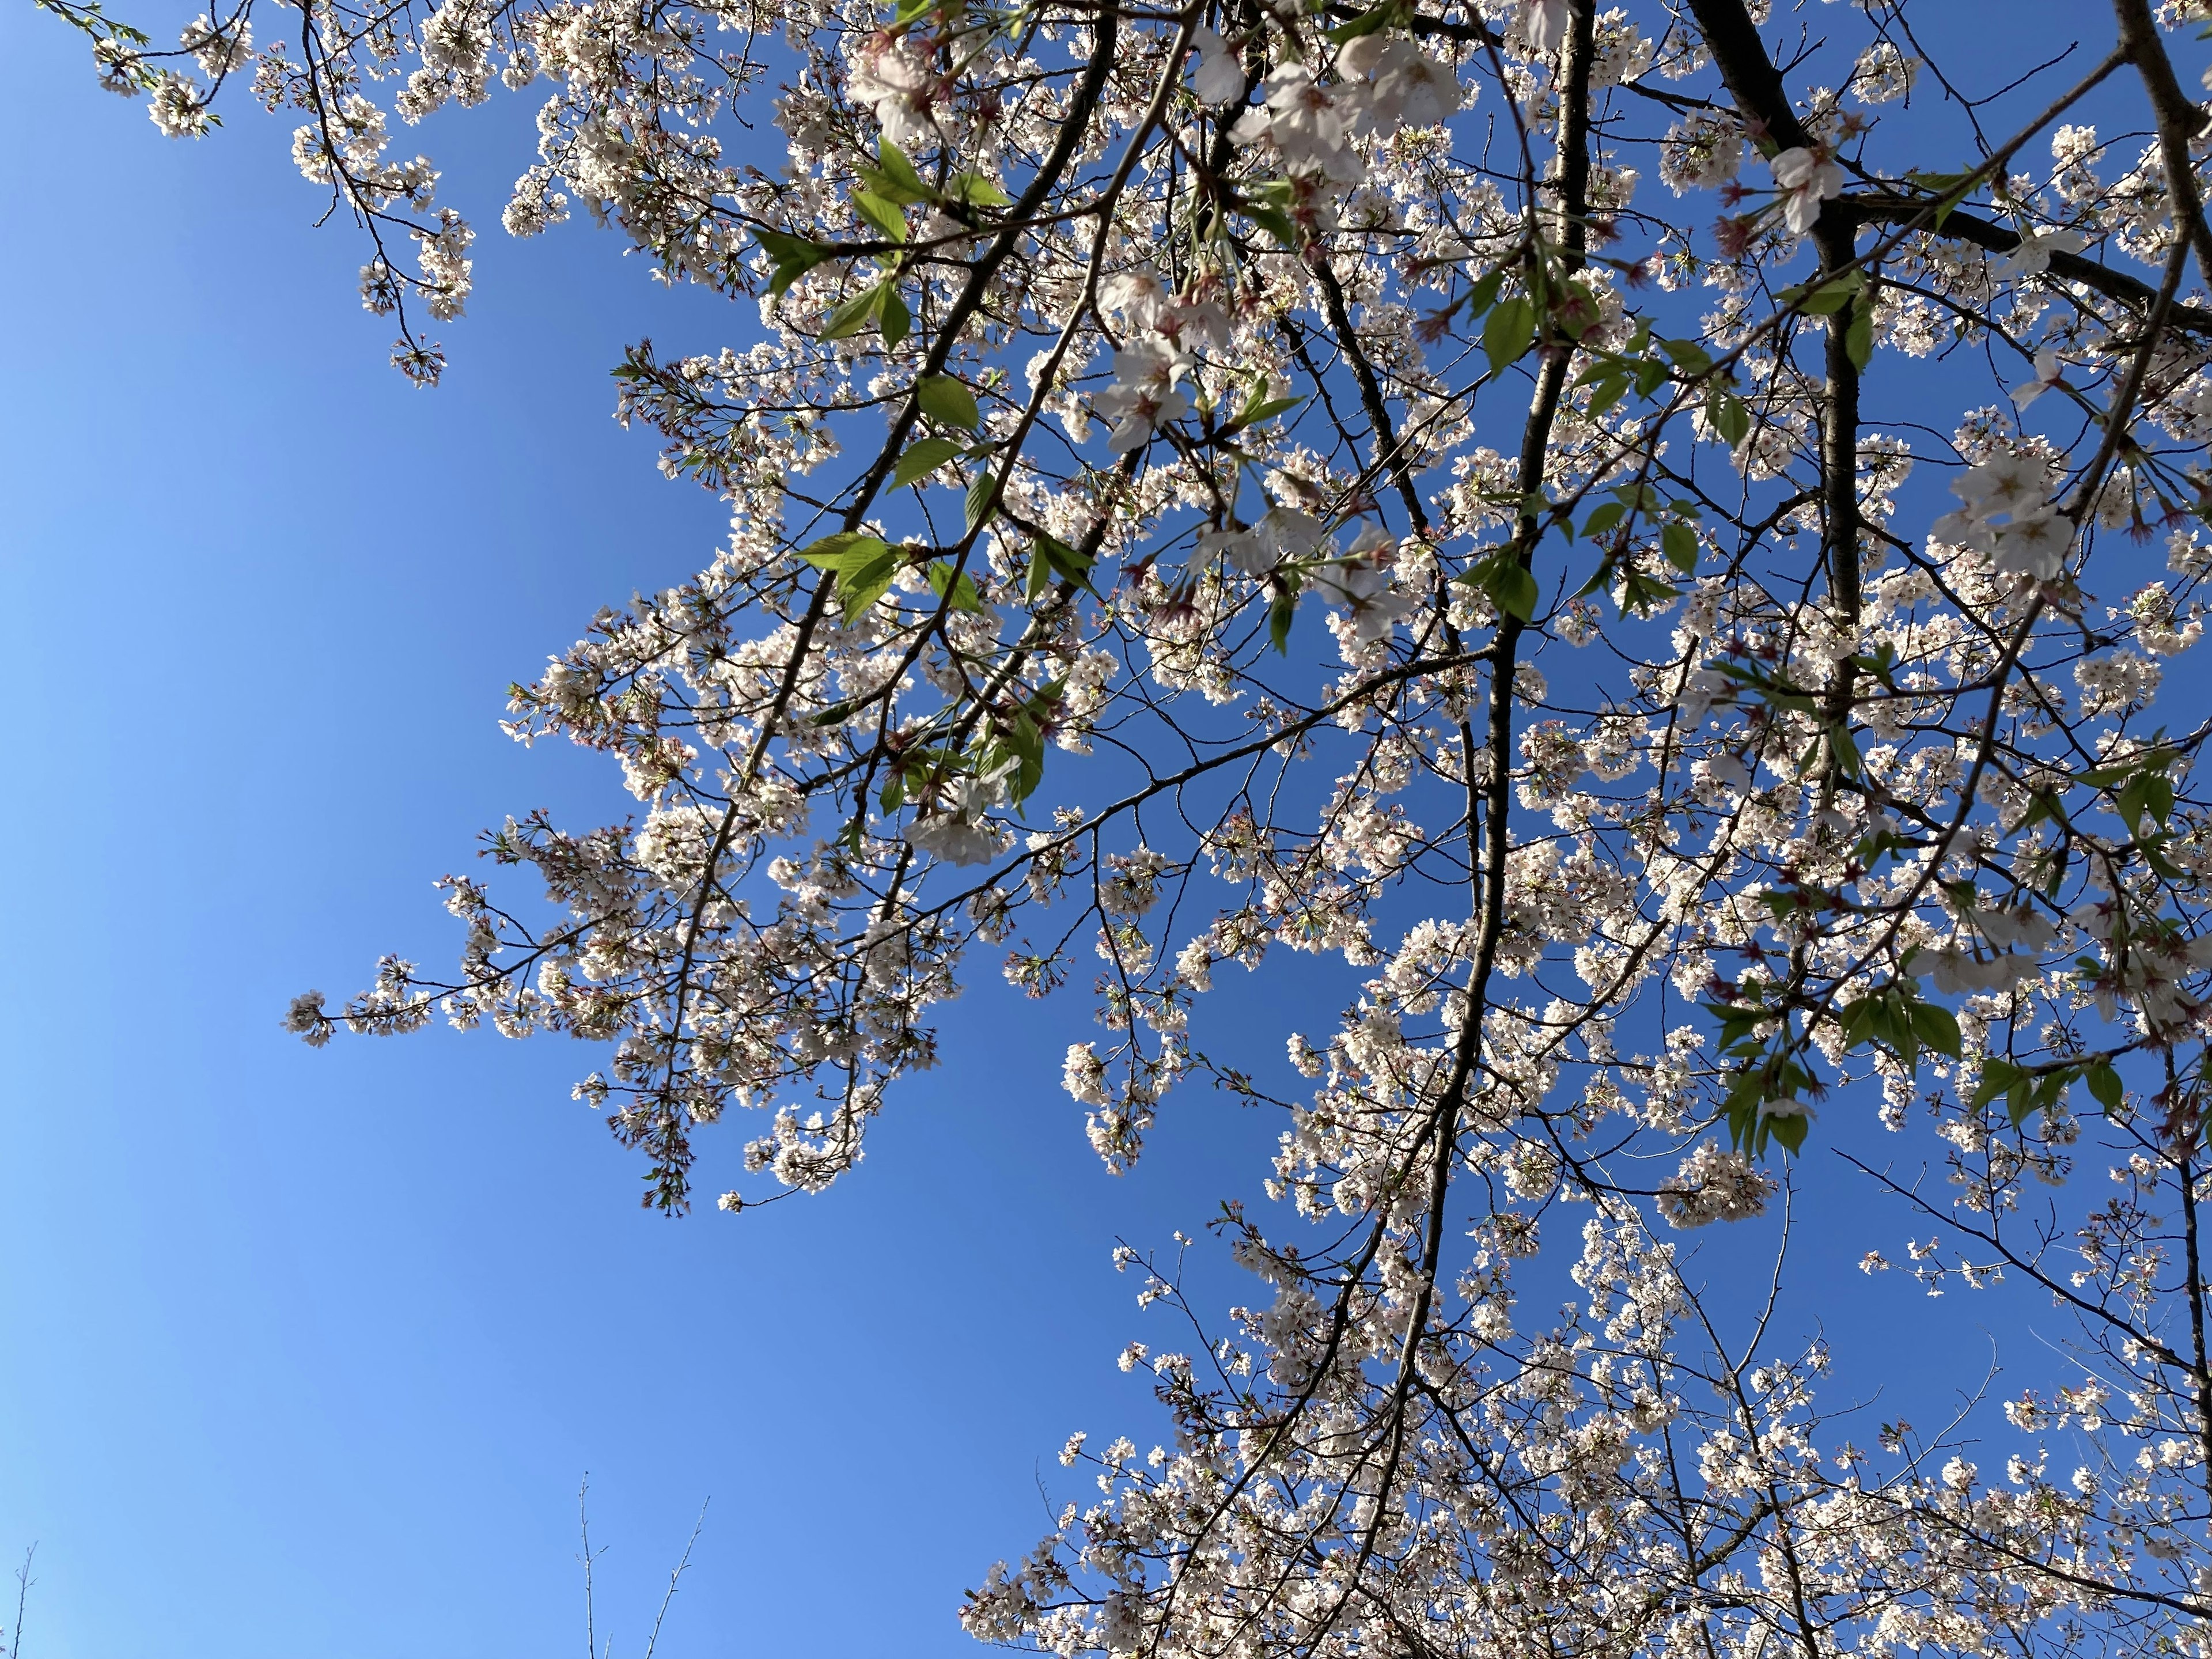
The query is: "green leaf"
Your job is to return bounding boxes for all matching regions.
[1245,204,1302,250]
[798,533,899,622]
[759,229,834,297]
[838,563,897,620]
[1797,274,1862,316]
[1484,296,1536,376]
[1845,305,1874,371]
[1463,268,1505,320]
[893,436,967,487]
[1972,1057,2027,1110]
[1486,559,1538,623]
[1908,999,1962,1059]
[1661,521,1699,572]
[916,372,980,430]
[1571,552,1618,601]
[1268,584,1299,653]
[1586,372,1631,418]
[950,173,1010,210]
[1037,532,1095,588]
[1324,2,1398,41]
[927,560,985,612]
[876,138,932,202]
[2087,1059,2124,1111]
[1231,393,1304,432]
[1660,336,1713,375]
[819,282,888,342]
[1828,721,1863,778]
[2015,1069,2069,1129]
[1580,500,1627,542]
[1026,533,1095,602]
[797,531,891,569]
[877,283,911,348]
[836,552,900,620]
[1005,698,1053,802]
[1904,169,1980,230]
[1767,1108,1810,1156]
[2147,774,2176,824]
[965,469,997,530]
[1711,392,1751,449]
[853,190,908,244]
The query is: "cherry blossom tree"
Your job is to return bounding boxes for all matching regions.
[36,0,2212,1649]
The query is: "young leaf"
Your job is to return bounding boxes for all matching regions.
[1244,204,1302,249]
[758,229,834,297]
[1661,521,1699,572]
[1484,296,1536,375]
[797,532,899,620]
[1486,560,1538,623]
[1036,532,1096,589]
[819,282,887,342]
[1268,585,1298,653]
[1005,708,1046,802]
[1845,305,1875,372]
[918,373,980,430]
[798,531,891,569]
[965,469,997,530]
[852,190,908,245]
[837,552,899,620]
[893,436,967,488]
[1711,393,1751,449]
[1972,1057,2027,1109]
[1797,274,1862,316]
[927,560,985,612]
[877,283,911,348]
[876,138,932,202]
[2086,1059,2124,1111]
[1324,2,1398,41]
[947,172,1012,209]
[1580,501,1627,541]
[1907,999,1961,1059]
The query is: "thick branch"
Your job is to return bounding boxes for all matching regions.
[1841,192,2212,335]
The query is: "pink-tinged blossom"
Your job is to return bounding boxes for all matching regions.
[2010,349,2065,408]
[1990,226,2085,282]
[1521,0,1571,57]
[93,0,2212,1643]
[1188,26,1245,105]
[1093,338,1192,453]
[1230,65,1366,183]
[1769,145,1843,233]
[1335,33,1461,134]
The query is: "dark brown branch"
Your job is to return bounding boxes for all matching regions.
[1840,192,2212,335]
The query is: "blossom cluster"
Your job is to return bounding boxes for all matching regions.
[48,0,2212,1649]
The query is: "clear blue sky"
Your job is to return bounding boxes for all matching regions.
[0,4,2149,1656]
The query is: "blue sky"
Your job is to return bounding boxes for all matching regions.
[0,3,2166,1655]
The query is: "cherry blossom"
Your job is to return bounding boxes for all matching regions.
[1769,144,1845,234]
[42,0,2212,1650]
